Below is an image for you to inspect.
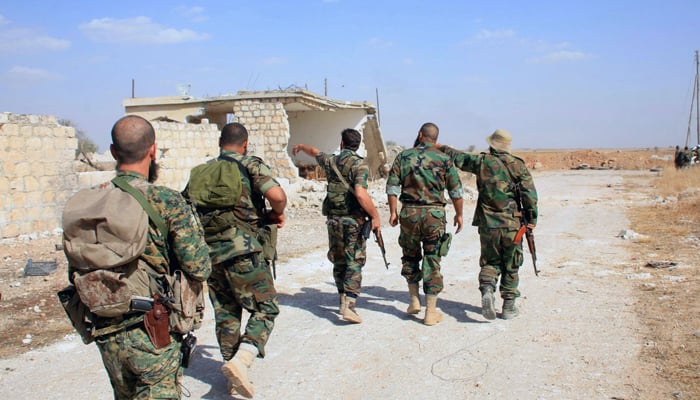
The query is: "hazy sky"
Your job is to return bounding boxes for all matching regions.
[1,1,699,151]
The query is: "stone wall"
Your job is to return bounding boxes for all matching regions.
[0,113,78,239]
[0,113,222,239]
[232,98,297,180]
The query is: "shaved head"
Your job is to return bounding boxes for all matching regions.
[419,122,439,142]
[111,115,155,164]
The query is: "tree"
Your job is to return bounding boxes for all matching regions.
[58,119,98,157]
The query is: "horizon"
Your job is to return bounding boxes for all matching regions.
[1,1,700,152]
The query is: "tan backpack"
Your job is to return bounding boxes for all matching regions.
[61,176,204,340]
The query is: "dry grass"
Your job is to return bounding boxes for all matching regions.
[628,167,700,399]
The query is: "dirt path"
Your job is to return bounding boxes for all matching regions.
[0,170,662,399]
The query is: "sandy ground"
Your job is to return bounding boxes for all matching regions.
[0,170,664,399]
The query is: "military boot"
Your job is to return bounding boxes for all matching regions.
[406,283,421,315]
[221,343,258,398]
[481,286,497,320]
[423,295,443,326]
[502,299,519,320]
[339,293,347,315]
[342,296,362,323]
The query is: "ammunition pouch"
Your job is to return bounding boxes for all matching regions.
[438,233,452,257]
[57,285,94,344]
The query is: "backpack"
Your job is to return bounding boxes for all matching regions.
[61,176,205,340]
[186,155,243,208]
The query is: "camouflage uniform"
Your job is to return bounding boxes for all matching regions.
[192,150,280,361]
[386,142,463,295]
[440,146,538,301]
[86,171,211,400]
[316,149,370,298]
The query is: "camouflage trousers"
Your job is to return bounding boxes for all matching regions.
[478,227,524,300]
[398,206,446,295]
[208,252,279,361]
[96,324,183,400]
[326,215,367,298]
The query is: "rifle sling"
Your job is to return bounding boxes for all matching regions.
[329,155,355,195]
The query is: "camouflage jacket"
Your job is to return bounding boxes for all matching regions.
[316,149,368,217]
[386,142,463,206]
[199,150,281,264]
[441,146,538,229]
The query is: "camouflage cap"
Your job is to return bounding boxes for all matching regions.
[486,129,512,152]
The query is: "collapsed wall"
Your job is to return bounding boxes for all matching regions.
[0,113,77,239]
[0,113,222,240]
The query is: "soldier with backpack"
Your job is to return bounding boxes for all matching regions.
[183,122,287,399]
[292,129,381,324]
[61,115,212,399]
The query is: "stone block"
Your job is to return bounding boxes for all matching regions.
[27,206,42,220]
[0,122,19,136]
[10,207,25,222]
[24,175,39,191]
[2,223,19,238]
[10,179,24,192]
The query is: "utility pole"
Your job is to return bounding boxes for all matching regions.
[324,78,328,96]
[375,87,381,127]
[695,50,700,146]
[686,51,698,148]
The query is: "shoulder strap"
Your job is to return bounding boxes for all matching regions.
[330,155,355,196]
[218,154,251,182]
[112,176,169,240]
[491,154,519,185]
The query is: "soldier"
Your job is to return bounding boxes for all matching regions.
[386,122,464,326]
[87,115,211,399]
[292,128,381,323]
[184,122,287,398]
[437,129,538,320]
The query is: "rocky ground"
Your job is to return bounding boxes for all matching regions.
[1,148,696,400]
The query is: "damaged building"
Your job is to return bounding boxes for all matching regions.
[123,89,390,182]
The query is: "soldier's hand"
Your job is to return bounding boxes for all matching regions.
[371,217,380,233]
[389,213,399,227]
[291,145,301,156]
[268,210,286,228]
[453,215,463,234]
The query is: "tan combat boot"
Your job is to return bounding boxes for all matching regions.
[221,343,258,398]
[407,283,421,314]
[339,293,347,315]
[502,299,519,320]
[481,286,497,320]
[342,296,362,323]
[423,295,443,326]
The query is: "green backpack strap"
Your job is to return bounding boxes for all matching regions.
[112,176,169,240]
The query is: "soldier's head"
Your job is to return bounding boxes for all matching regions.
[110,115,159,181]
[417,122,439,145]
[486,129,512,153]
[340,128,362,151]
[220,122,249,154]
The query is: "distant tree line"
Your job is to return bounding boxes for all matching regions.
[58,119,98,157]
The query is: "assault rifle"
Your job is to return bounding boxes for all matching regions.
[361,221,389,269]
[512,182,539,276]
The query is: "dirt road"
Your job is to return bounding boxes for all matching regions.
[0,170,661,399]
